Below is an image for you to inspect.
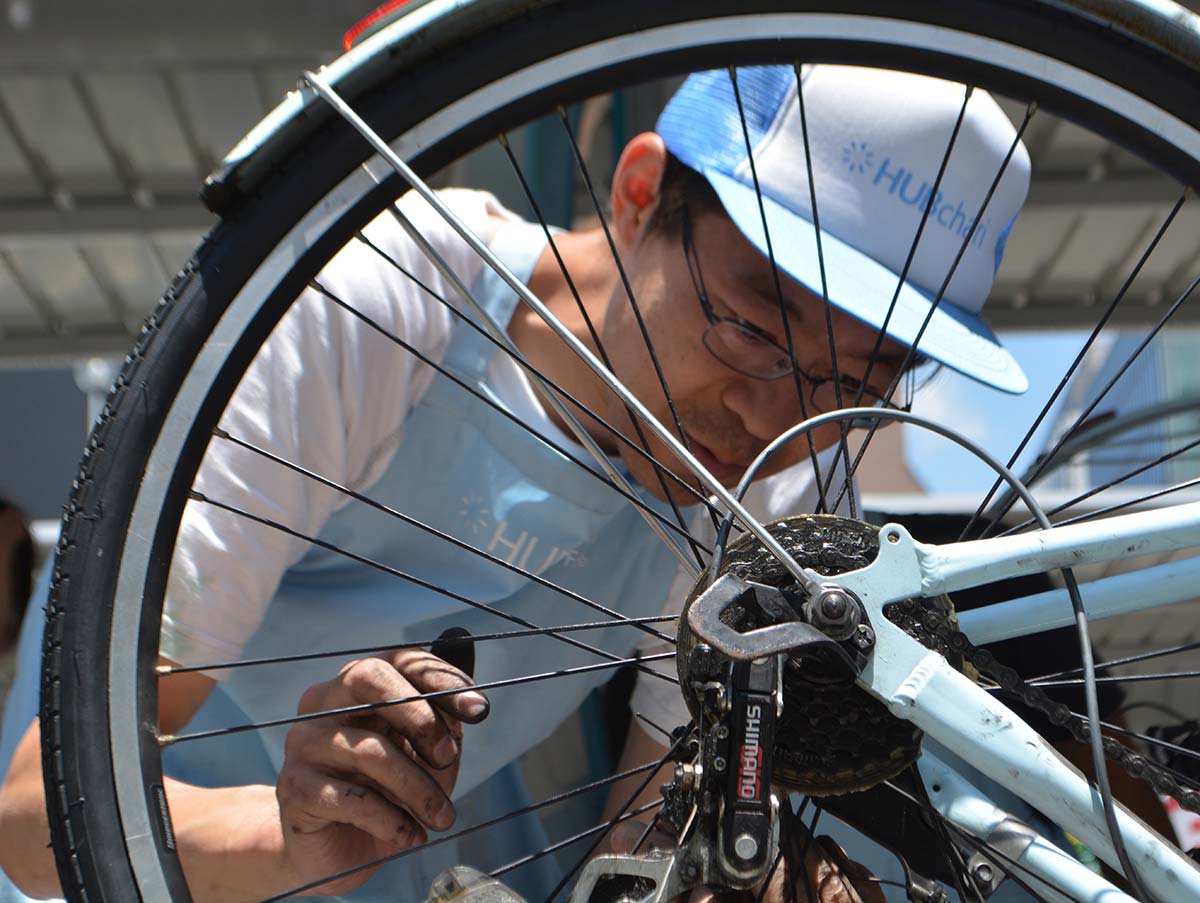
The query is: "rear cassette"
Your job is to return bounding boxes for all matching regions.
[677,514,966,796]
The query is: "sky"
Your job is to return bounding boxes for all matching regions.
[903,330,1101,495]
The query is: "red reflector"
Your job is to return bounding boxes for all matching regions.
[344,0,414,51]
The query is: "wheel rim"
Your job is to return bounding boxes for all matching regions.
[74,8,1200,901]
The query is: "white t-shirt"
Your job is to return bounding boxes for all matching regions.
[160,187,851,735]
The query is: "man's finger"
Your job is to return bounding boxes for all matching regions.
[809,834,887,903]
[285,724,457,831]
[304,657,461,770]
[391,647,489,725]
[277,765,429,846]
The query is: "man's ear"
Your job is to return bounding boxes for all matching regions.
[610,132,668,249]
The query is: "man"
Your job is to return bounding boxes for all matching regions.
[0,65,1029,902]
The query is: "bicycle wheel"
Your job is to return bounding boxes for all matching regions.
[37,1,1200,901]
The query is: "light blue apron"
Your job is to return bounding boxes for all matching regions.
[165,219,686,901]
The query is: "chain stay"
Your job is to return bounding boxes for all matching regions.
[914,606,1200,814]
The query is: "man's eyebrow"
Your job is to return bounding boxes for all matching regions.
[734,269,812,322]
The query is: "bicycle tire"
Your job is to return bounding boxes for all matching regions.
[39,1,1200,901]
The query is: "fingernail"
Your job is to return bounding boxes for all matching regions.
[434,734,458,766]
[458,692,489,722]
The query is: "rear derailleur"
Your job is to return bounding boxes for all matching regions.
[424,572,1005,903]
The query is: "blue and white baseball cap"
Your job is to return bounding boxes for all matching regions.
[657,65,1030,394]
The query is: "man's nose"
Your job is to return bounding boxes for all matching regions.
[721,374,809,442]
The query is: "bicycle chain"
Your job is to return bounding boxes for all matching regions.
[910,606,1200,814]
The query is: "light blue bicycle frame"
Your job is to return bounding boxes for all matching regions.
[830,502,1200,902]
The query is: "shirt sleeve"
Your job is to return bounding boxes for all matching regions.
[629,444,854,734]
[160,190,511,668]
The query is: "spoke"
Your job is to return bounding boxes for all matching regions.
[998,430,1200,535]
[910,765,984,903]
[1037,473,1200,529]
[979,269,1200,540]
[960,190,1191,542]
[542,726,691,903]
[496,124,710,554]
[1100,721,1200,769]
[1029,670,1200,688]
[796,798,823,903]
[211,425,678,644]
[319,252,723,530]
[1084,426,1200,451]
[164,651,674,745]
[633,711,675,742]
[862,99,1031,432]
[159,616,676,676]
[1028,640,1200,685]
[1083,452,1200,468]
[183,493,678,692]
[729,65,830,515]
[754,850,785,903]
[787,64,856,516]
[553,107,693,457]
[491,799,664,881]
[498,131,607,361]
[255,759,664,902]
[829,85,998,513]
[629,809,659,855]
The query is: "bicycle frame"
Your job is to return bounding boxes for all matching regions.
[832,504,1200,901]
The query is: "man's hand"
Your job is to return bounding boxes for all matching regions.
[275,647,489,895]
[750,833,887,903]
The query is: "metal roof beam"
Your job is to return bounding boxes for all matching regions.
[1026,175,1183,207]
[0,329,135,366]
[0,199,212,242]
[986,294,1200,328]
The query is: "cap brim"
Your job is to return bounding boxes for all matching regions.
[703,168,1029,394]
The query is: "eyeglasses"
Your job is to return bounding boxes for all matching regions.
[679,208,919,416]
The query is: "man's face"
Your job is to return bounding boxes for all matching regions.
[597,210,910,506]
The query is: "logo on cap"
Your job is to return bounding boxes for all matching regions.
[841,141,874,174]
[842,144,990,252]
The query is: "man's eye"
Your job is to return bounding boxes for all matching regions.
[727,321,773,347]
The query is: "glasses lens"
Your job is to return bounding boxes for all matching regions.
[811,379,908,417]
[705,320,792,379]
